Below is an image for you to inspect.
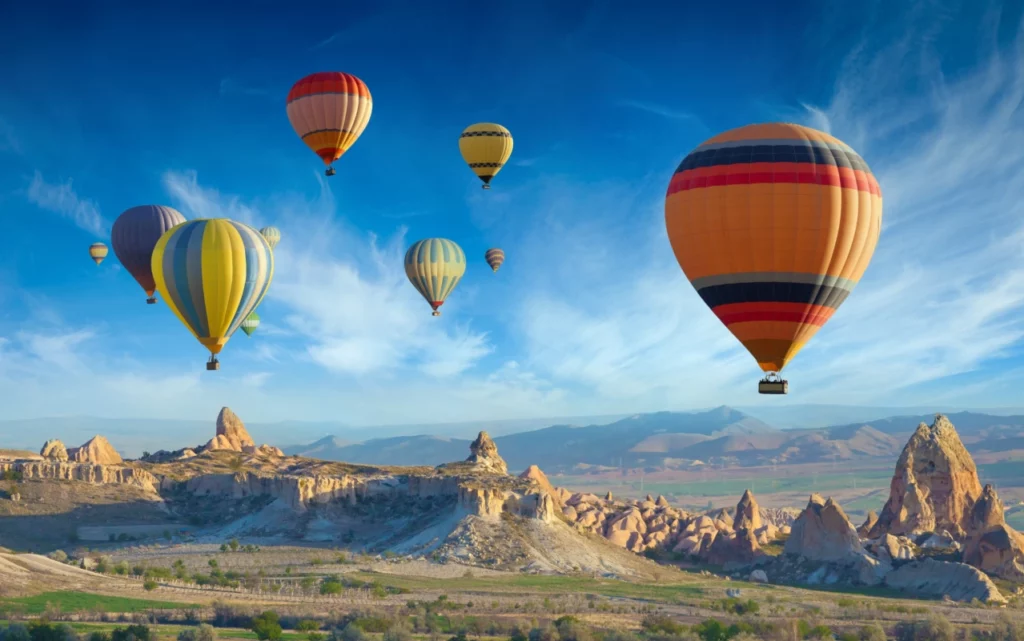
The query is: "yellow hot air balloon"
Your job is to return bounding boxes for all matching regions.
[287,72,372,176]
[260,226,281,250]
[151,219,274,370]
[404,238,466,316]
[459,123,513,189]
[89,242,108,265]
[664,123,883,394]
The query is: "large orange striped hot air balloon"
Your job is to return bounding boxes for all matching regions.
[286,72,372,177]
[664,123,883,394]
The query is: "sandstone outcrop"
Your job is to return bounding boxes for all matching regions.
[857,511,878,538]
[961,484,1024,580]
[68,436,123,465]
[733,489,762,531]
[40,440,68,462]
[204,407,256,452]
[869,415,982,539]
[884,558,1005,604]
[0,461,155,491]
[519,465,559,506]
[785,494,862,561]
[465,431,508,474]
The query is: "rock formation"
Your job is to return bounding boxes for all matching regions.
[67,436,123,465]
[204,407,256,452]
[961,484,1024,580]
[40,440,68,462]
[519,465,560,507]
[784,494,862,561]
[869,415,982,539]
[884,558,1005,604]
[857,511,878,538]
[733,489,762,531]
[465,431,508,475]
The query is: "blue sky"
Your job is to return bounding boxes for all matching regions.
[1,0,1023,426]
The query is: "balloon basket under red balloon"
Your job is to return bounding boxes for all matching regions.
[432,311,441,317]
[758,374,788,395]
[325,167,336,177]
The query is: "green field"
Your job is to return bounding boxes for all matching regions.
[0,622,310,641]
[351,571,704,602]
[0,591,196,615]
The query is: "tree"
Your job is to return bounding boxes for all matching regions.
[142,452,151,459]
[334,625,366,641]
[111,625,152,641]
[177,625,217,641]
[296,621,320,633]
[228,539,240,552]
[250,611,283,641]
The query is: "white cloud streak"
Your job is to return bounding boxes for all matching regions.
[26,171,108,237]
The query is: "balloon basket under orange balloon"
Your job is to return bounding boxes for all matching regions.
[326,167,336,177]
[758,378,788,395]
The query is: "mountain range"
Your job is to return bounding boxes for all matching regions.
[283,407,1024,472]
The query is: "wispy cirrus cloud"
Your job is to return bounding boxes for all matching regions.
[26,171,109,237]
[219,78,269,97]
[618,99,700,122]
[783,10,1024,402]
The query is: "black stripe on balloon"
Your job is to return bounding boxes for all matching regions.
[697,281,852,310]
[674,144,871,174]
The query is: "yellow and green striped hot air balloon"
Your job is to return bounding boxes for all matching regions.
[240,311,260,337]
[404,238,466,316]
[151,219,274,370]
[459,123,513,189]
[259,226,281,250]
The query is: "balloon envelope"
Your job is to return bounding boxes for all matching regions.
[259,226,281,250]
[240,311,260,337]
[111,205,187,302]
[404,238,466,316]
[484,248,505,272]
[459,123,513,188]
[89,242,108,265]
[664,122,882,373]
[151,219,274,358]
[286,72,372,173]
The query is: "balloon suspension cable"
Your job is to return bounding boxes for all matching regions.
[206,355,220,371]
[146,297,157,305]
[325,166,336,177]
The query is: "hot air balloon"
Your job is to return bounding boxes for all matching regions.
[664,123,882,395]
[484,248,505,273]
[404,238,466,316]
[89,242,108,265]
[259,226,281,250]
[286,72,372,177]
[111,205,187,304]
[459,123,513,189]
[240,311,260,337]
[151,219,274,370]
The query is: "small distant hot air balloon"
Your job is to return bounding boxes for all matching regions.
[664,123,883,395]
[404,238,466,316]
[151,219,274,370]
[240,311,260,337]
[111,205,187,304]
[459,123,513,189]
[89,242,108,265]
[259,226,281,250]
[484,248,505,273]
[287,72,372,176]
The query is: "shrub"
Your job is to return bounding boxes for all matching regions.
[894,616,956,641]
[321,578,344,595]
[177,625,217,641]
[297,622,320,633]
[332,625,366,641]
[2,624,30,641]
[111,625,151,641]
[251,612,283,641]
[88,633,110,641]
[858,623,886,641]
[114,562,130,576]
[806,625,832,639]
[693,620,729,641]
[228,539,239,552]
[143,580,158,591]
[641,616,686,636]
[47,550,68,563]
[383,627,412,641]
[992,613,1024,641]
